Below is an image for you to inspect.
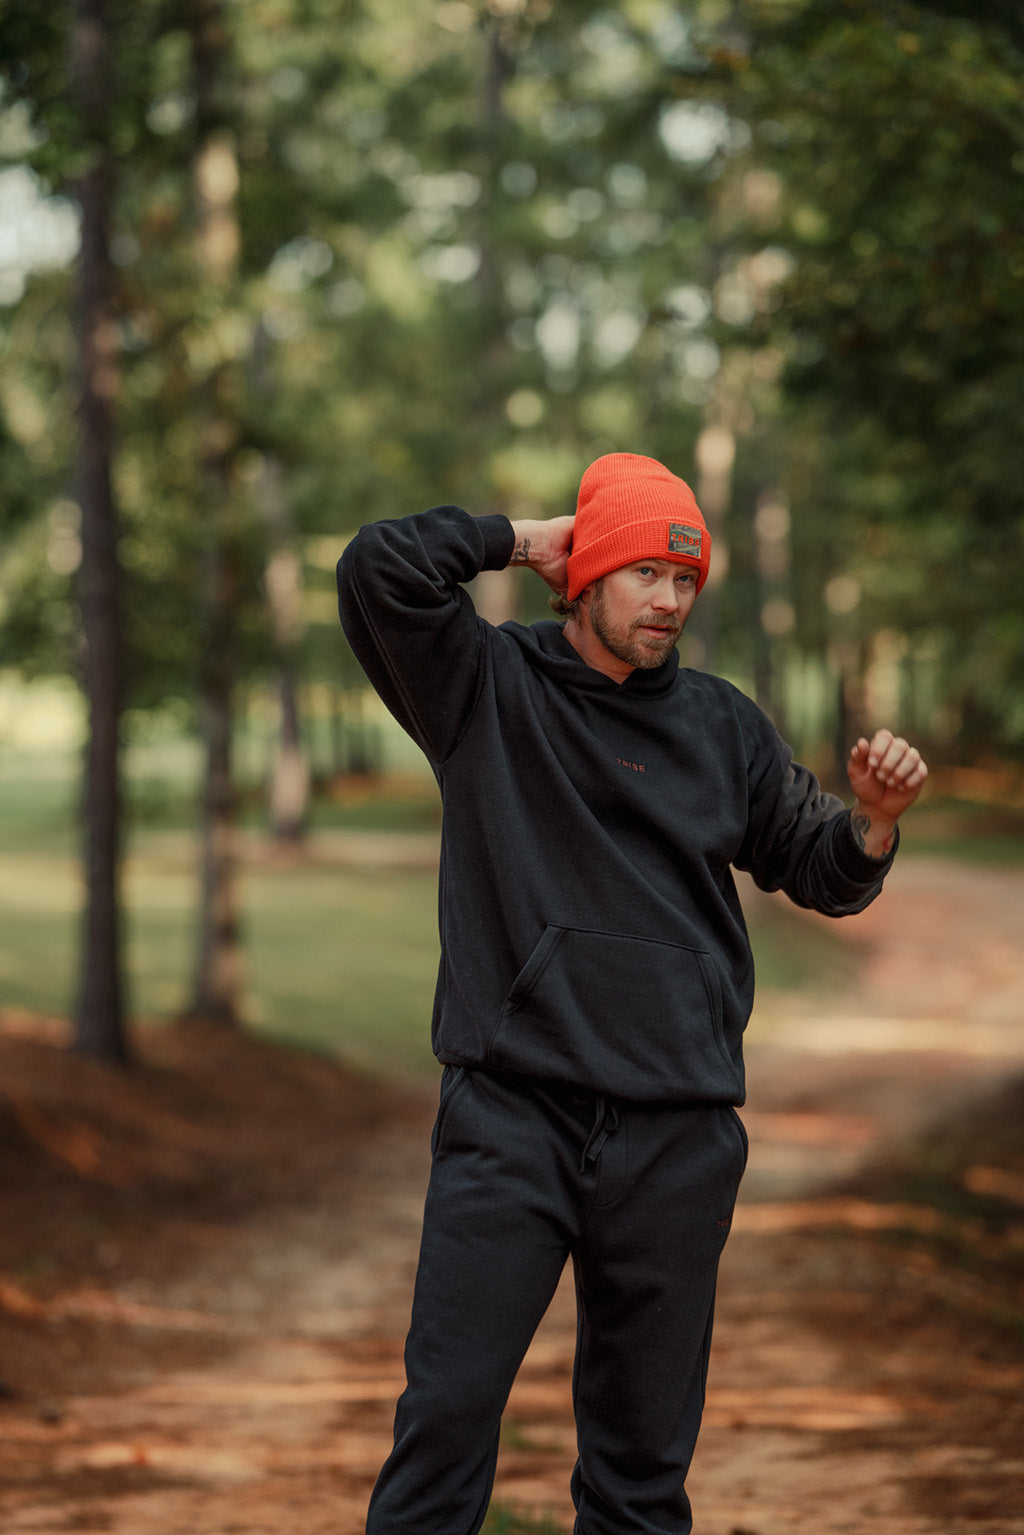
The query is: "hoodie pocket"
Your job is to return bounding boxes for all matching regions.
[486,925,742,1102]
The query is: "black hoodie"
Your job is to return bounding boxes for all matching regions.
[338,504,894,1104]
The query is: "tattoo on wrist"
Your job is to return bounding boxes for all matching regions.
[851,809,895,858]
[510,536,531,565]
[850,811,870,852]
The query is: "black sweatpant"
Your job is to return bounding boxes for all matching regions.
[365,1067,748,1535]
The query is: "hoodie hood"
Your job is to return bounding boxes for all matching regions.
[501,619,681,697]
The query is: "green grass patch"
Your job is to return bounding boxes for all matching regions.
[897,796,1024,866]
[0,830,441,1080]
[0,851,82,1018]
[3,745,1021,1077]
[305,776,442,833]
[1,750,868,1078]
[482,1506,566,1535]
[740,884,860,994]
[0,769,78,856]
[128,773,444,838]
[0,831,857,1080]
[241,857,439,1076]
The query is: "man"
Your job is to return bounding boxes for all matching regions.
[337,451,927,1535]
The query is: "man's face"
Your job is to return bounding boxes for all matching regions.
[585,559,699,673]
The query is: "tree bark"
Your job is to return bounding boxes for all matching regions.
[263,491,309,843]
[469,13,517,627]
[251,326,310,844]
[71,0,128,1063]
[187,0,244,1024]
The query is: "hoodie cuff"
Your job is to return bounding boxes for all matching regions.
[479,514,517,571]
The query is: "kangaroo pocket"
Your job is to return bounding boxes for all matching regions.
[486,925,743,1101]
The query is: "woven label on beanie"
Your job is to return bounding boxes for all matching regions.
[668,524,703,559]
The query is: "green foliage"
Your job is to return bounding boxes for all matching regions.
[2,0,731,707]
[727,0,1024,753]
[4,0,1024,784]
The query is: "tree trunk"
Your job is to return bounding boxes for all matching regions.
[187,0,244,1024]
[690,422,736,673]
[191,630,242,1023]
[752,488,793,737]
[71,0,128,1063]
[263,501,310,844]
[469,14,517,628]
[251,326,310,843]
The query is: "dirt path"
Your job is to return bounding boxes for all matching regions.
[2,855,1024,1534]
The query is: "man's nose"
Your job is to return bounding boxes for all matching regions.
[649,577,680,612]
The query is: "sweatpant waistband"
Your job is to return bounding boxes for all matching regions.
[442,1065,741,1174]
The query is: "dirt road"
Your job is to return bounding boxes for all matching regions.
[1,855,1023,1533]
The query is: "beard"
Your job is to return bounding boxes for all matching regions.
[589,582,684,671]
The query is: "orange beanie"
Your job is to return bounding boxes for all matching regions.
[565,453,710,601]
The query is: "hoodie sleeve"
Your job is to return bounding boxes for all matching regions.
[337,505,515,768]
[736,708,895,917]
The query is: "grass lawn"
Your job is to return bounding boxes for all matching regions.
[482,1508,566,1534]
[0,839,441,1082]
[0,762,440,1077]
[0,821,854,1084]
[2,753,1022,1079]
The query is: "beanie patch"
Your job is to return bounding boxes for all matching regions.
[565,452,711,601]
[668,524,703,559]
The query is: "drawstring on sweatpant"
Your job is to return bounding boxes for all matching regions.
[580,1094,621,1172]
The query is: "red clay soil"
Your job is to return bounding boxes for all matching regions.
[1,853,1023,1534]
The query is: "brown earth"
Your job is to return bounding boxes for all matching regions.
[1,853,1023,1534]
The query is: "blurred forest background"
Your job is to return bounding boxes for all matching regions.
[1,0,1022,1065]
